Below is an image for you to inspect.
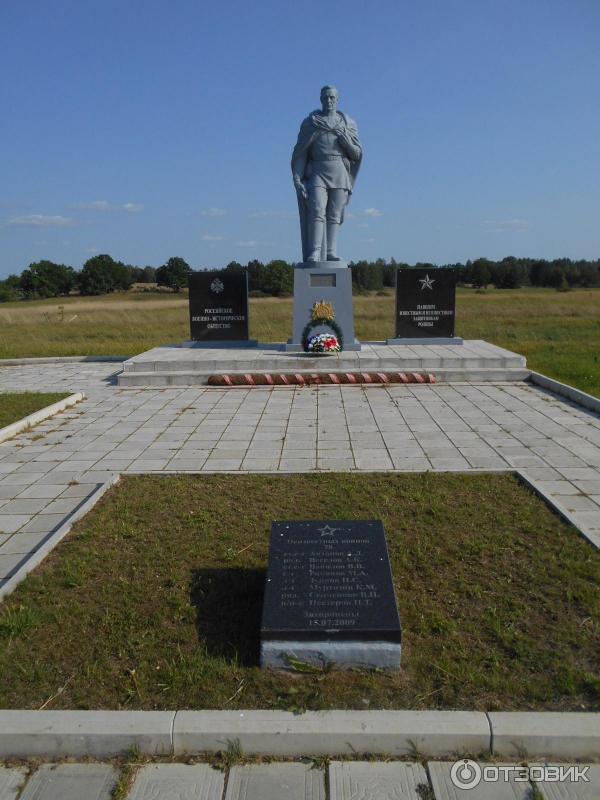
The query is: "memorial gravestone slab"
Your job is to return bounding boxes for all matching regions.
[388,267,462,345]
[261,521,401,670]
[188,270,255,344]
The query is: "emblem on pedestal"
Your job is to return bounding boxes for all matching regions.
[312,300,335,321]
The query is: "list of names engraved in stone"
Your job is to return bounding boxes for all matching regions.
[279,536,381,629]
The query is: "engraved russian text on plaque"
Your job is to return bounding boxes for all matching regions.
[395,267,457,339]
[188,270,250,342]
[260,520,401,670]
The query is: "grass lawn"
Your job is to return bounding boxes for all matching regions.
[0,287,598,396]
[0,473,597,712]
[0,392,69,429]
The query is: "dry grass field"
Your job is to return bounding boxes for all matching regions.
[0,287,598,396]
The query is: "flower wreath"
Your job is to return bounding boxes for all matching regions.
[301,316,344,352]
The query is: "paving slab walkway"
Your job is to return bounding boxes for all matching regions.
[1,761,599,799]
[1,361,599,593]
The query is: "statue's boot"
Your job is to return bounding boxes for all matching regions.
[326,222,341,261]
[307,219,324,262]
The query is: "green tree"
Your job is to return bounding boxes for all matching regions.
[19,260,76,298]
[471,258,492,288]
[78,254,132,295]
[261,260,293,295]
[156,257,191,292]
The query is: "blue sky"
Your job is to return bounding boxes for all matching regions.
[1,0,598,278]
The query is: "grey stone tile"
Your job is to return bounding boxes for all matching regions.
[553,495,599,512]
[428,761,530,798]
[242,458,281,470]
[167,458,209,471]
[0,552,27,577]
[329,761,428,799]
[430,457,471,470]
[535,481,581,496]
[128,459,171,471]
[390,457,431,470]
[279,459,317,471]
[317,458,355,471]
[0,531,48,554]
[128,763,225,800]
[16,483,67,499]
[573,480,600,495]
[201,459,243,471]
[19,514,66,533]
[0,498,49,514]
[354,457,393,470]
[225,764,325,800]
[20,764,118,800]
[532,763,600,798]
[0,514,31,533]
[573,510,600,529]
[0,767,27,800]
[0,473,45,486]
[60,483,98,498]
[38,498,82,515]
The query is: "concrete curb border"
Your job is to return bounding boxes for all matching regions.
[0,476,120,602]
[0,392,85,444]
[528,371,600,416]
[0,356,125,366]
[0,710,597,759]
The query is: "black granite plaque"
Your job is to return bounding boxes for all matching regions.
[261,520,401,643]
[395,267,457,338]
[189,270,249,341]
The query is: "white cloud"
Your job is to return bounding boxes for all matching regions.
[84,246,98,254]
[201,207,227,216]
[482,218,531,233]
[362,208,383,217]
[248,210,294,219]
[7,214,73,228]
[75,200,143,213]
[202,234,224,241]
[361,238,376,244]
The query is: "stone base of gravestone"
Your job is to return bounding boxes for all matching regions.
[261,639,401,670]
[386,336,463,345]
[285,262,361,352]
[261,521,401,671]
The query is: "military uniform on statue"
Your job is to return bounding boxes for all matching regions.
[291,86,362,262]
[286,86,362,351]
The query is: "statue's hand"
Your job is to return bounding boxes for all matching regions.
[294,181,307,201]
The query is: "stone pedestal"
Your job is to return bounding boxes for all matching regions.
[285,261,361,352]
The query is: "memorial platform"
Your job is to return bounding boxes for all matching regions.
[117,340,528,387]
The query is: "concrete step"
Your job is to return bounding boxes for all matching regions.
[118,367,531,387]
[121,354,526,373]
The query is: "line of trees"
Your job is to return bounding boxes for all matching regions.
[1,254,599,302]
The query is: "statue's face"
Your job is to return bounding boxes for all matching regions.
[321,89,338,113]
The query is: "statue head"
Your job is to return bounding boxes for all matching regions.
[320,85,339,113]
